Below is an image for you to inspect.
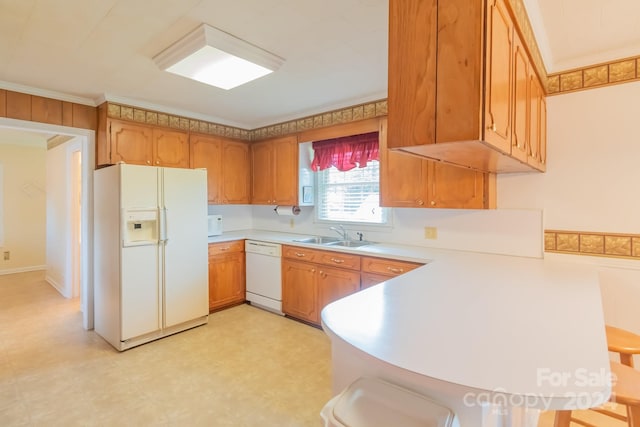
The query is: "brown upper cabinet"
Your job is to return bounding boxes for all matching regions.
[190,133,250,204]
[379,118,493,209]
[97,103,190,169]
[250,135,298,205]
[387,0,546,173]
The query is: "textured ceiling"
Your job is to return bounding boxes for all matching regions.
[523,0,640,73]
[0,0,638,130]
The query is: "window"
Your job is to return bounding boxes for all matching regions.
[315,161,388,224]
[311,131,388,225]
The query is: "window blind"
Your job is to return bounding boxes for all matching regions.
[316,160,387,224]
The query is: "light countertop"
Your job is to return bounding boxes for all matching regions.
[321,250,611,410]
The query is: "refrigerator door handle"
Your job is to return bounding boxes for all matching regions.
[159,207,168,244]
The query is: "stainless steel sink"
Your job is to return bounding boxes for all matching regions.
[293,236,341,244]
[324,240,374,248]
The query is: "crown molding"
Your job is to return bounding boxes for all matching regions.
[0,80,96,106]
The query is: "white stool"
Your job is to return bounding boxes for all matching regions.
[320,377,454,427]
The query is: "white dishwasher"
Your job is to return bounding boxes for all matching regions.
[245,240,283,315]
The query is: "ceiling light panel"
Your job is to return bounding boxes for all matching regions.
[153,24,285,90]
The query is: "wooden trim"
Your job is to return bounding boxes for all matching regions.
[71,103,97,130]
[31,95,63,125]
[61,102,73,127]
[6,91,32,121]
[0,89,6,117]
[545,229,640,260]
[547,56,640,95]
[296,118,381,142]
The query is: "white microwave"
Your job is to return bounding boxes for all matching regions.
[208,215,222,236]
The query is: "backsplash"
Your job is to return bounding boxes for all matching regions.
[251,205,543,258]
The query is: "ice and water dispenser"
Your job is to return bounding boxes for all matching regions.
[122,209,159,246]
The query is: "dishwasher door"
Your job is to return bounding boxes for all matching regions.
[245,241,283,314]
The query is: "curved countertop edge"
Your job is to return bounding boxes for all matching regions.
[320,251,612,410]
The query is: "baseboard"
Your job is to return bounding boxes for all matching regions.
[0,265,46,276]
[45,274,71,298]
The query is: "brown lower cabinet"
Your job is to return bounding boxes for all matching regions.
[282,245,423,325]
[208,240,245,311]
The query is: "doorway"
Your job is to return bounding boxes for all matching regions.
[0,117,95,330]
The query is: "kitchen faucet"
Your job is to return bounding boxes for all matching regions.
[329,225,349,241]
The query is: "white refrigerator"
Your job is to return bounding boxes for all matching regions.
[94,164,209,351]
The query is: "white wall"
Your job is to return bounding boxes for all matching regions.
[499,81,640,233]
[46,142,68,294]
[0,143,46,273]
[252,205,542,258]
[208,204,253,232]
[499,81,640,336]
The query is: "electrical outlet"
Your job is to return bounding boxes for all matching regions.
[424,227,437,240]
[3,251,9,261]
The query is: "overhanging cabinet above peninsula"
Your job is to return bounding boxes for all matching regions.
[387,0,547,173]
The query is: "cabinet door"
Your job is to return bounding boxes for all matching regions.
[539,96,547,170]
[190,134,222,203]
[528,74,547,172]
[221,141,250,204]
[282,259,318,323]
[153,129,189,168]
[360,272,392,290]
[208,252,246,311]
[387,0,437,149]
[251,141,274,204]
[109,120,153,166]
[379,119,429,207]
[273,136,298,205]
[511,32,529,163]
[429,162,486,209]
[317,266,361,313]
[484,0,513,154]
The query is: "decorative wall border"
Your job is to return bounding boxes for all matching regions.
[104,99,388,142]
[547,56,640,95]
[251,100,387,140]
[544,229,640,260]
[105,102,253,141]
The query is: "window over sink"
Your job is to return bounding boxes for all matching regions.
[311,132,389,225]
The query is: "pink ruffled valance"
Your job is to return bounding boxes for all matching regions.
[311,132,379,172]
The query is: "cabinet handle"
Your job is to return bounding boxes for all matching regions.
[220,247,230,251]
[387,267,404,274]
[430,201,436,206]
[310,268,316,273]
[146,160,151,165]
[295,252,306,257]
[487,122,497,132]
[417,199,424,206]
[330,258,345,264]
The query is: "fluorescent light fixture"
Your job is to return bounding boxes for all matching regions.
[153,24,284,90]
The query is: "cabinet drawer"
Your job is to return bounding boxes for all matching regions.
[282,245,323,262]
[209,240,245,255]
[361,256,422,277]
[317,251,360,271]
